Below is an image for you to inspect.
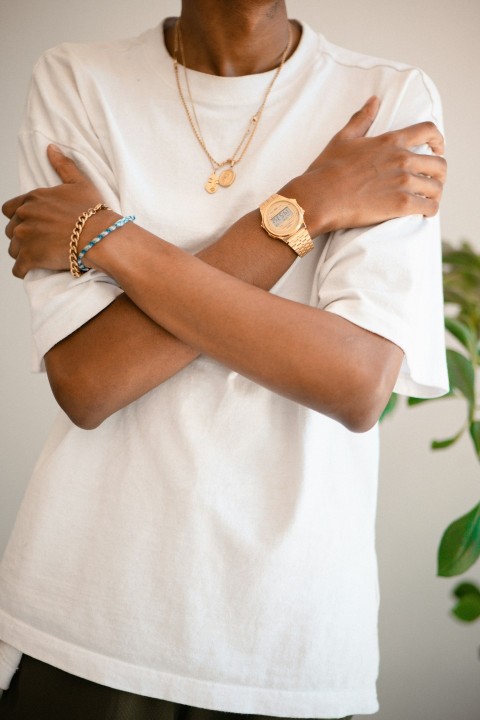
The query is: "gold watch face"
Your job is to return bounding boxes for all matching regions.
[263,199,302,239]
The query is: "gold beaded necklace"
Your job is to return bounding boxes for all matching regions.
[173,19,292,193]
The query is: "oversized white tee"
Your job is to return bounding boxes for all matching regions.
[0,20,448,718]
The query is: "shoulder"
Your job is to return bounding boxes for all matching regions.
[318,33,414,74]
[23,25,164,133]
[31,25,161,84]
[307,26,442,131]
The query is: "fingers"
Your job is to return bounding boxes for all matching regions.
[337,96,380,140]
[419,175,444,201]
[47,144,88,184]
[8,234,19,260]
[404,173,444,202]
[390,149,447,183]
[5,214,20,241]
[387,121,445,155]
[403,193,440,218]
[2,194,28,219]
[410,152,447,182]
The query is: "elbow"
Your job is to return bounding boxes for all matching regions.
[340,402,382,434]
[65,406,105,431]
[52,383,107,430]
[339,369,395,433]
[45,354,108,430]
[309,362,396,434]
[317,337,403,433]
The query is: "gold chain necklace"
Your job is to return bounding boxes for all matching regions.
[173,19,292,193]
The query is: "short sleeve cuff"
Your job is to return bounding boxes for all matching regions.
[24,268,123,372]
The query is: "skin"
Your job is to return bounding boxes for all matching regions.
[164,0,303,76]
[3,1,447,431]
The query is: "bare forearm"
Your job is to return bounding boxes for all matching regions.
[84,221,402,432]
[46,207,298,426]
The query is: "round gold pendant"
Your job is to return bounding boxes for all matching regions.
[218,168,236,188]
[205,172,219,194]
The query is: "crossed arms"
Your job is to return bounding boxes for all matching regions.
[3,98,446,431]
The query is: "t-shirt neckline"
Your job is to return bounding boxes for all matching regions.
[142,19,322,105]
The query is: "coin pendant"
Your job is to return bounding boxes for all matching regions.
[205,172,219,194]
[218,168,236,188]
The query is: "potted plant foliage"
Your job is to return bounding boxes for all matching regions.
[382,241,480,623]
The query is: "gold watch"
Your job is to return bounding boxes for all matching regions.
[259,193,314,257]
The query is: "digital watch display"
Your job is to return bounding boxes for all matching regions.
[259,194,314,257]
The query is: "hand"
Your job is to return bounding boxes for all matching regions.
[284,96,447,235]
[2,146,105,278]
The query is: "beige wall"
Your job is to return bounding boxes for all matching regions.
[1,1,479,718]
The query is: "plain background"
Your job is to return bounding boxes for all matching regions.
[1,1,479,718]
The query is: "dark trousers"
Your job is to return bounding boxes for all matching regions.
[0,655,353,720]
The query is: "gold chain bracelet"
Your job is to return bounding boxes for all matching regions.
[69,203,110,277]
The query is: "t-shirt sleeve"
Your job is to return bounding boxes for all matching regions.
[314,69,449,398]
[19,45,124,372]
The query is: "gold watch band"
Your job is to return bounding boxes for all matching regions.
[288,227,315,257]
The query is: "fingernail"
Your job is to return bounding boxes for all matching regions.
[49,144,62,153]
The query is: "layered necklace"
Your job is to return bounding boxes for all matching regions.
[173,19,292,194]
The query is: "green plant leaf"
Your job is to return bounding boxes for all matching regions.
[444,282,478,307]
[443,249,480,272]
[407,391,454,407]
[444,317,476,354]
[470,422,480,460]
[431,426,464,450]
[442,240,480,339]
[438,503,480,577]
[453,581,480,599]
[380,392,398,422]
[446,348,475,405]
[407,396,428,406]
[451,584,480,622]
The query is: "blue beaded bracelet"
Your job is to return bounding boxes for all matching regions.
[77,215,136,273]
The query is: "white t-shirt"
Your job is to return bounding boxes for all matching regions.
[0,21,448,718]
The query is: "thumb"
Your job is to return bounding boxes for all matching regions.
[337,96,380,140]
[47,144,88,184]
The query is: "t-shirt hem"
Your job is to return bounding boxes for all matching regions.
[0,613,379,717]
[0,641,22,690]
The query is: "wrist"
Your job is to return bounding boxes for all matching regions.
[279,177,329,237]
[76,209,122,270]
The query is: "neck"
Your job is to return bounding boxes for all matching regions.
[164,0,301,76]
